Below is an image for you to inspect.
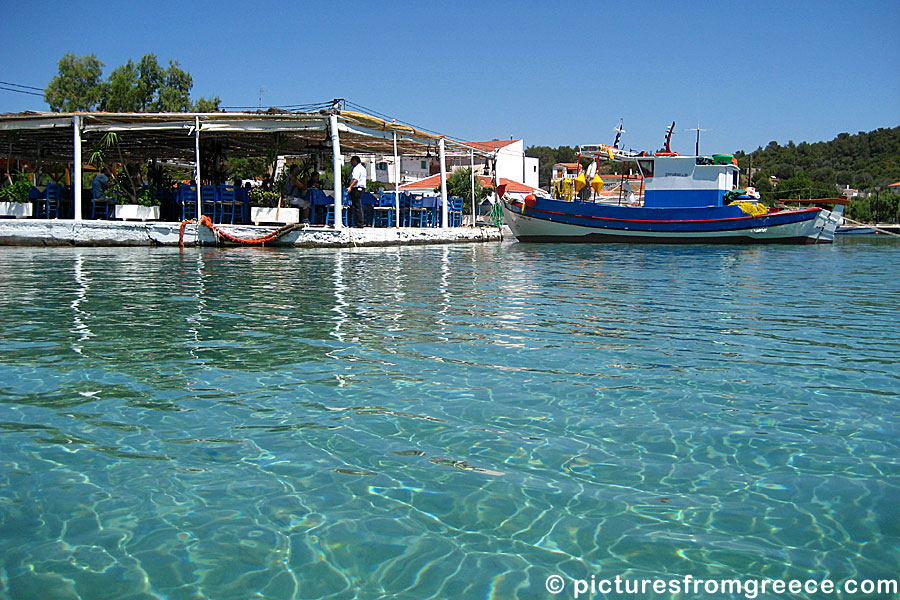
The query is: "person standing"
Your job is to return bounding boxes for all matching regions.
[347,156,367,227]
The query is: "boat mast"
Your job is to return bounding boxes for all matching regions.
[686,122,708,156]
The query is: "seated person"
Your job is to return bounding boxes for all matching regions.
[307,170,321,189]
[285,164,311,222]
[92,167,113,200]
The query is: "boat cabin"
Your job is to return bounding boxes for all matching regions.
[635,155,740,208]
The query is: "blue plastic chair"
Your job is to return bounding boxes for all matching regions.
[449,196,464,227]
[407,195,429,227]
[399,192,411,226]
[90,188,113,220]
[234,188,250,225]
[324,192,350,227]
[200,185,217,222]
[372,192,396,227]
[36,184,61,219]
[218,185,236,224]
[179,185,198,220]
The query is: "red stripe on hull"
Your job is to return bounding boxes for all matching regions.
[520,205,819,225]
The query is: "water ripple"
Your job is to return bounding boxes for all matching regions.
[0,239,898,599]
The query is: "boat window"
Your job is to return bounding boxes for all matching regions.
[733,169,739,189]
[637,159,654,178]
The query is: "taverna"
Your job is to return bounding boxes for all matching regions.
[0,105,504,247]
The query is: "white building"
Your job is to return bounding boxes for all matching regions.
[371,156,430,185]
[466,139,539,189]
[367,139,540,190]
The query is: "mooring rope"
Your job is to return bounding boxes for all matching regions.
[179,216,304,247]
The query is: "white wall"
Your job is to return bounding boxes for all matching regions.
[524,156,539,189]
[494,140,525,183]
[372,156,430,185]
[376,139,541,189]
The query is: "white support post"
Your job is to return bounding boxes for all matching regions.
[329,113,343,229]
[469,149,475,227]
[194,116,202,219]
[72,115,82,221]
[393,131,400,228]
[439,138,448,228]
[492,152,501,211]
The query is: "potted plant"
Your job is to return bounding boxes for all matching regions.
[249,183,298,225]
[113,183,161,221]
[0,171,34,218]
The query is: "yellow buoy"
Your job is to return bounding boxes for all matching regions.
[591,174,604,194]
[574,172,587,193]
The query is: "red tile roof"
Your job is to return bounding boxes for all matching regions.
[553,163,580,169]
[399,174,541,194]
[889,181,900,187]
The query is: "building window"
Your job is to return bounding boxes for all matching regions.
[421,161,427,169]
[376,162,388,171]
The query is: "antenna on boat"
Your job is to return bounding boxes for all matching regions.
[685,122,708,156]
[664,121,675,154]
[613,119,625,149]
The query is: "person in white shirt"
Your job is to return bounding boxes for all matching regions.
[347,156,367,227]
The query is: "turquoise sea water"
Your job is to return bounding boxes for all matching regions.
[0,238,898,600]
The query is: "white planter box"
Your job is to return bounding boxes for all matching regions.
[114,204,160,221]
[0,201,33,219]
[251,206,299,225]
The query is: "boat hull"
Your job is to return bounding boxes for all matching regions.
[502,199,841,244]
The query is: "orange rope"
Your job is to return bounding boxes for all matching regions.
[179,216,300,247]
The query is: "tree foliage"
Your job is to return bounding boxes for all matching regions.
[44,54,105,111]
[845,191,900,223]
[227,157,270,182]
[45,53,221,113]
[525,146,577,188]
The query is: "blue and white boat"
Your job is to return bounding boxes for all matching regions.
[502,134,846,244]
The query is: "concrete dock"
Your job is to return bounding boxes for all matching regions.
[0,219,504,247]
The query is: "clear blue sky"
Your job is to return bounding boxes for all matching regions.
[1,0,898,155]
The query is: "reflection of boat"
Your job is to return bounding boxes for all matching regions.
[503,128,846,244]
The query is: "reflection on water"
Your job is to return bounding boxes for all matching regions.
[0,239,898,599]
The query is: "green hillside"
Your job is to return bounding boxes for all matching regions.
[734,127,900,222]
[736,126,899,192]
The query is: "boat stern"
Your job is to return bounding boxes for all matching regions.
[813,204,845,243]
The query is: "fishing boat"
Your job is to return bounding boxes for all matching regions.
[502,123,846,244]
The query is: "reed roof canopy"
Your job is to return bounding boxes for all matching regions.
[0,109,491,164]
